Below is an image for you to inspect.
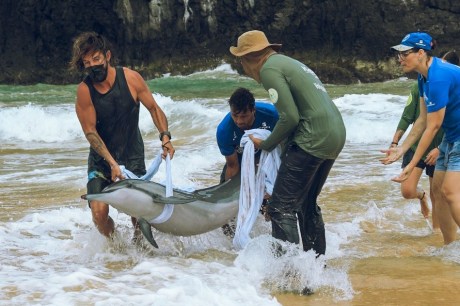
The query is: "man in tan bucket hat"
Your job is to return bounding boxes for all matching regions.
[230,30,282,57]
[230,30,346,258]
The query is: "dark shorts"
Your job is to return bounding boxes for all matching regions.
[86,168,145,208]
[402,149,434,177]
[87,175,112,208]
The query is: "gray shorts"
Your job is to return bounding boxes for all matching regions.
[436,139,460,172]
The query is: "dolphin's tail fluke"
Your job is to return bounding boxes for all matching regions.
[138,217,159,248]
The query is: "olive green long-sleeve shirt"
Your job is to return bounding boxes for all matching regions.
[397,83,444,159]
[259,54,346,159]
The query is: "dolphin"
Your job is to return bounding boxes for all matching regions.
[82,175,240,248]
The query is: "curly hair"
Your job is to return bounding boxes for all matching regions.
[228,88,255,114]
[69,32,115,72]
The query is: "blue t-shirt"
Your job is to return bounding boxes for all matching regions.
[418,57,460,142]
[216,101,279,156]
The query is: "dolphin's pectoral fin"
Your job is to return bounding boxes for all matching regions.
[138,217,159,248]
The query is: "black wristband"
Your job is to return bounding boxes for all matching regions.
[391,142,398,145]
[159,131,171,141]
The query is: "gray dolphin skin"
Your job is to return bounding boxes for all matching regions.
[82,176,240,248]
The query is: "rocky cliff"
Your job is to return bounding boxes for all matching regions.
[0,0,459,84]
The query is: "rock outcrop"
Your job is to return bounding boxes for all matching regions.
[0,0,459,84]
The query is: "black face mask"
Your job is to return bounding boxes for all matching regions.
[85,63,108,83]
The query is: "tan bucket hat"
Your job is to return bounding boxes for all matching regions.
[229,30,282,57]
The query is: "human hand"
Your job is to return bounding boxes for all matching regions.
[380,146,403,165]
[424,147,439,166]
[162,140,175,159]
[260,202,271,222]
[248,134,263,149]
[110,164,125,182]
[387,143,398,155]
[391,165,413,183]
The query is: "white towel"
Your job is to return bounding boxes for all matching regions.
[233,129,281,250]
[120,150,163,181]
[120,150,174,224]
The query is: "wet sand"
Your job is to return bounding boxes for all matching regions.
[277,245,460,305]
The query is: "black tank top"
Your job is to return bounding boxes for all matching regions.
[84,67,146,177]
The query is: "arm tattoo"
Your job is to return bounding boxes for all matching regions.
[85,132,105,155]
[85,132,116,167]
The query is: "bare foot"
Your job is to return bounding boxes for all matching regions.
[420,191,430,219]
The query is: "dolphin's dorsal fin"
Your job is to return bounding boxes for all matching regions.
[194,174,241,202]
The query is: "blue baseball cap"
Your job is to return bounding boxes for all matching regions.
[391,32,433,51]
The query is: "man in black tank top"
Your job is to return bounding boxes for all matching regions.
[70,32,175,240]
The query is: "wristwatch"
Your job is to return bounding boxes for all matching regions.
[159,131,171,141]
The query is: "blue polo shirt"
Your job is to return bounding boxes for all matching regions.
[216,101,279,156]
[418,57,460,142]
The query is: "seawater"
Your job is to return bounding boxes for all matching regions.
[1,64,459,305]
